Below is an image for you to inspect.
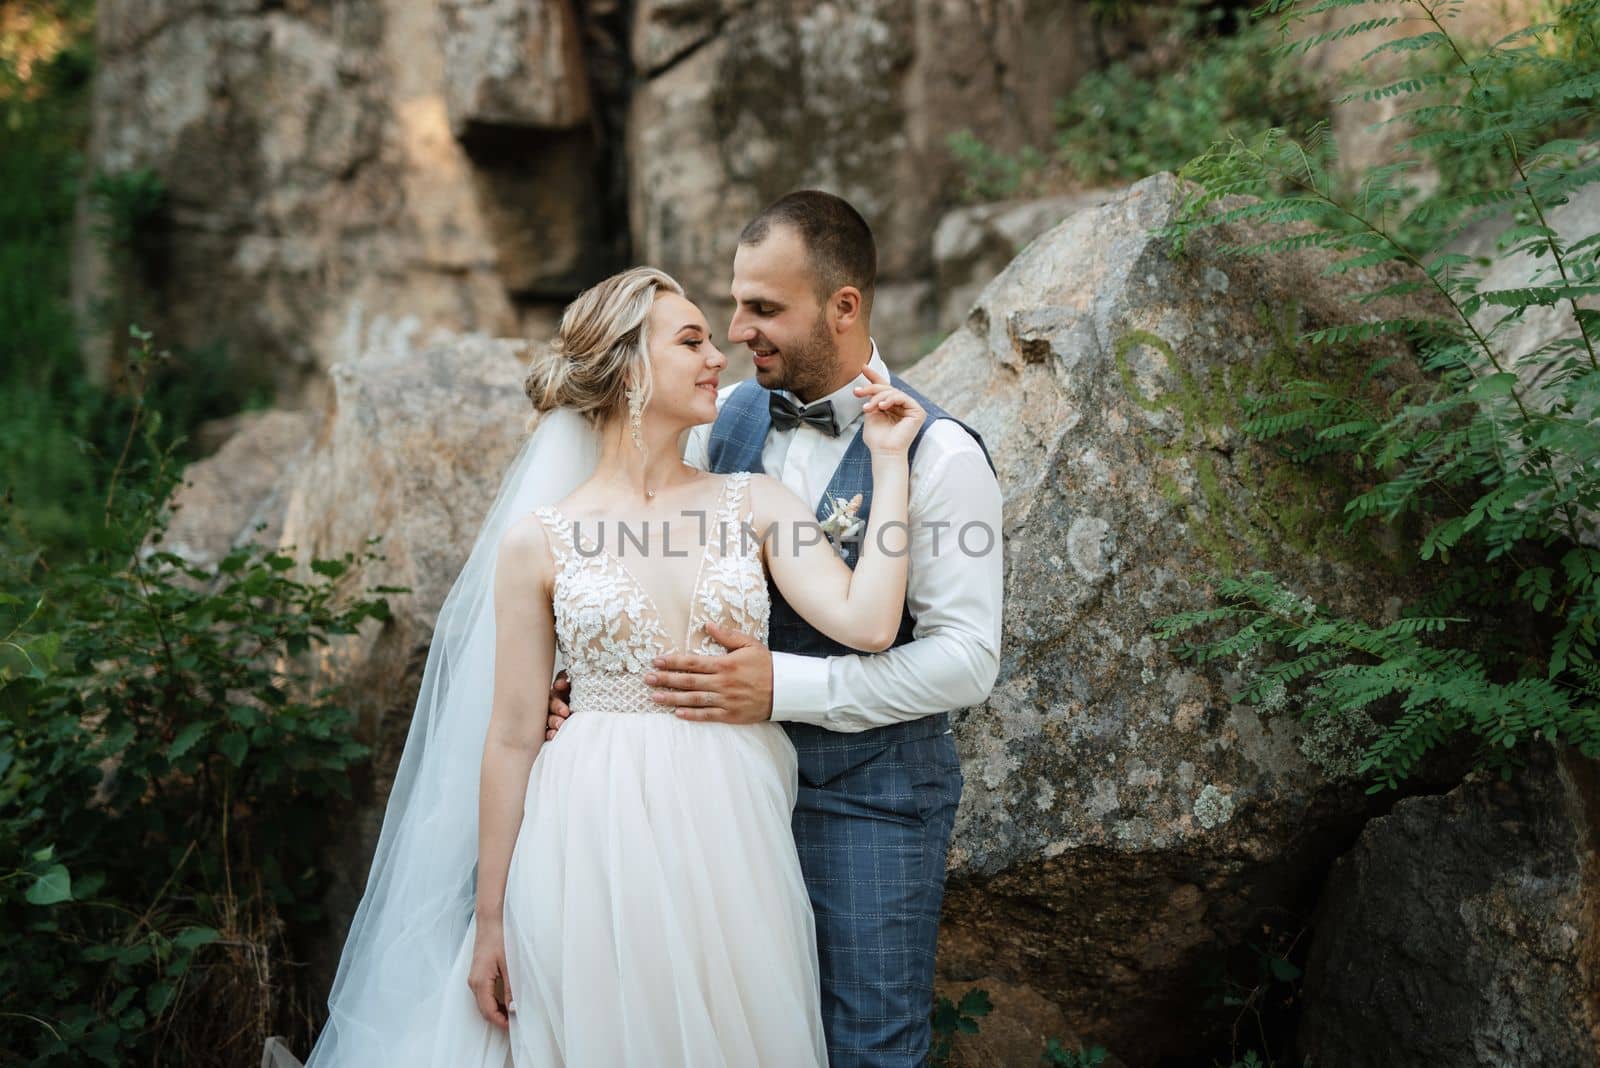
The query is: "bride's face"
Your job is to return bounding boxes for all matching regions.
[645,292,726,428]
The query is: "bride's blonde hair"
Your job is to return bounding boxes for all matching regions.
[524,266,685,426]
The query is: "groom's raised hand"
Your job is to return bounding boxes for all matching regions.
[647,622,774,724]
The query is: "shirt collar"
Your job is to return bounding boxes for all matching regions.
[779,340,887,433]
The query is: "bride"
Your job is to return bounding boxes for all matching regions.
[279,266,924,1067]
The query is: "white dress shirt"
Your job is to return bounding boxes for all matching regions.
[683,341,1004,732]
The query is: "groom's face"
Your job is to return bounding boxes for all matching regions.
[729,225,839,403]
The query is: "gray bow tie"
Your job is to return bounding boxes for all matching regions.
[768,392,840,436]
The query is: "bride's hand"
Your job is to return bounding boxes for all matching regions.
[468,917,513,1030]
[857,364,925,456]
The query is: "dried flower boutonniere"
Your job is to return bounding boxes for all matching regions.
[817,492,865,553]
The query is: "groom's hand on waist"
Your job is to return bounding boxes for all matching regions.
[646,622,774,724]
[545,671,571,741]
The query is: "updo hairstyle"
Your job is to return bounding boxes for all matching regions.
[523,266,685,425]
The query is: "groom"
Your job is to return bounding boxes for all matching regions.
[550,191,1004,1066]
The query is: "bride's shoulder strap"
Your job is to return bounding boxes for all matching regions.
[723,470,755,517]
[530,506,577,560]
[717,472,762,556]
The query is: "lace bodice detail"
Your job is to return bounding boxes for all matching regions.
[534,472,769,715]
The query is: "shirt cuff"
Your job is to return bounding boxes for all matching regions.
[769,651,831,724]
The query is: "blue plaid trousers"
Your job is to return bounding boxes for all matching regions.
[786,718,964,1067]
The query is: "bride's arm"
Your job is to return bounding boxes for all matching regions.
[752,379,923,653]
[471,514,557,1027]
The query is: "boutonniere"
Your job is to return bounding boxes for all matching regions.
[818,493,865,549]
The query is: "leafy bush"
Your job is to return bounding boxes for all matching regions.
[0,331,395,1065]
[1,0,104,555]
[946,1,1333,202]
[1052,3,1329,187]
[947,129,1048,203]
[2,5,272,563]
[1042,1038,1109,1066]
[1152,0,1600,790]
[928,986,993,1066]
[1383,0,1600,250]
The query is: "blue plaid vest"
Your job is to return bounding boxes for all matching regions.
[705,374,995,757]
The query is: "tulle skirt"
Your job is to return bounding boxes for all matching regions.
[421,710,827,1067]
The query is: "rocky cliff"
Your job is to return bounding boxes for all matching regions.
[76,0,1145,402]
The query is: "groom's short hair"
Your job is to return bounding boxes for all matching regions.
[740,191,876,313]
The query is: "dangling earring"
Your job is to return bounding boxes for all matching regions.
[626,381,654,500]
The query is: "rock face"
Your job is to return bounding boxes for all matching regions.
[164,313,538,997]
[276,316,533,762]
[628,0,1114,359]
[1297,744,1600,1067]
[76,0,1145,394]
[906,171,1438,1061]
[931,191,1114,340]
[159,408,320,569]
[166,313,534,755]
[1453,179,1600,392]
[74,0,1553,395]
[76,0,602,404]
[275,316,536,983]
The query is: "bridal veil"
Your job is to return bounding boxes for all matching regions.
[266,407,600,1067]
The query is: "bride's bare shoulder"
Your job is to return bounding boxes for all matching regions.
[496,513,556,582]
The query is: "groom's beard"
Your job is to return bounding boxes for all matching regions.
[767,311,837,402]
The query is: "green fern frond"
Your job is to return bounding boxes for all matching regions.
[1276,15,1409,58]
[1361,31,1452,62]
[1150,0,1600,791]
[1350,71,1452,103]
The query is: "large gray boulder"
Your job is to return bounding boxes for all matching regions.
[165,313,538,1001]
[932,192,1116,340]
[906,171,1439,1061]
[158,408,320,569]
[1297,744,1600,1067]
[277,316,533,768]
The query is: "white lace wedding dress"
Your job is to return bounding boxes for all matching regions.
[411,470,826,1067]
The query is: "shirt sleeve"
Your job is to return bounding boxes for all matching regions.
[769,421,1005,731]
[683,421,712,473]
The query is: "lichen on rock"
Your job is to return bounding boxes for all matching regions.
[910,171,1439,1061]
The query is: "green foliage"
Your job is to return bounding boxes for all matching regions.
[1042,1037,1110,1066]
[946,129,1047,202]
[1387,1,1600,249]
[947,2,1333,201]
[1053,3,1330,187]
[1,0,103,555]
[1,6,272,563]
[929,986,994,1066]
[87,166,166,250]
[1153,0,1600,791]
[0,330,396,1065]
[1190,916,1307,1067]
[2,12,379,1060]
